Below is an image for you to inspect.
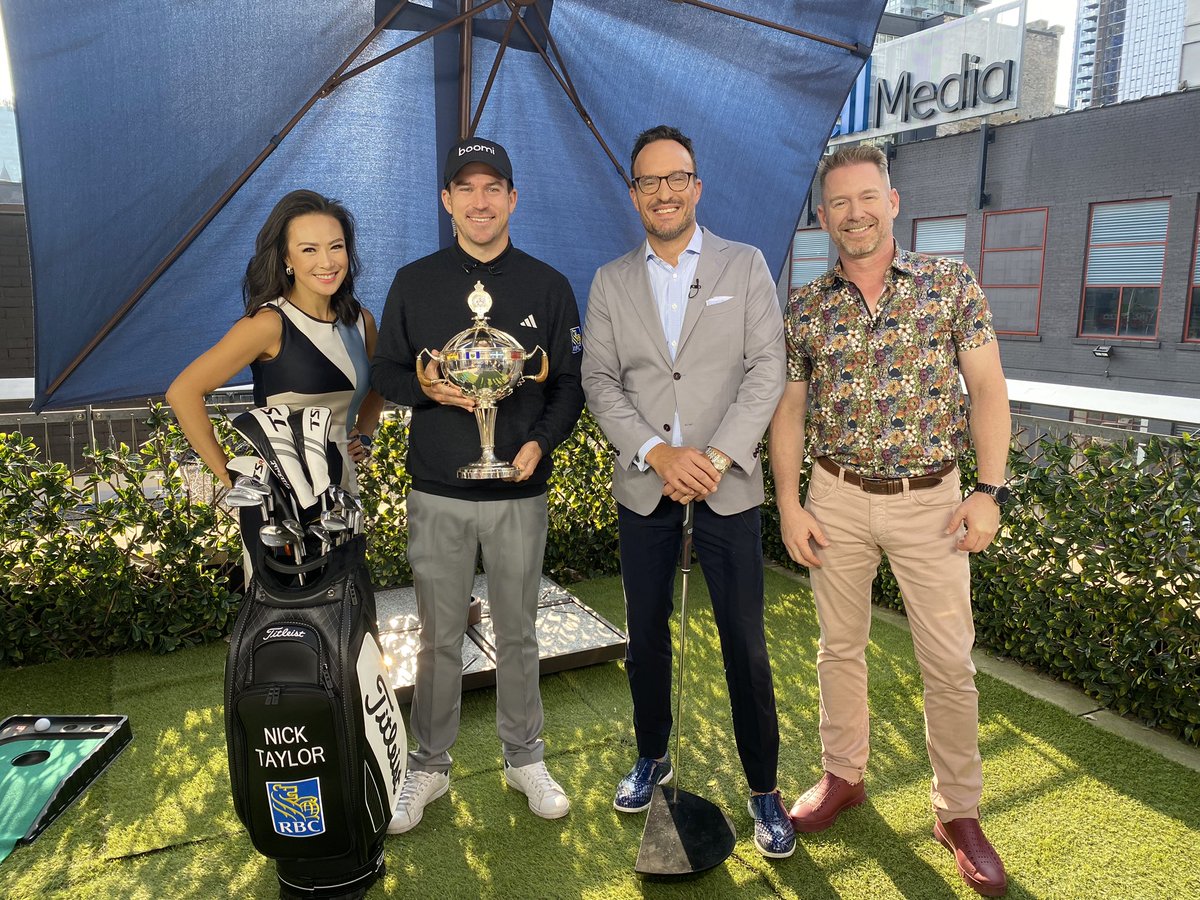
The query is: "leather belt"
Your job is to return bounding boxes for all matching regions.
[816,456,956,496]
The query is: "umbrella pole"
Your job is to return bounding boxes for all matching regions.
[634,501,736,878]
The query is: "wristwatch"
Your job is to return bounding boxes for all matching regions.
[357,433,374,451]
[705,446,732,475]
[973,482,1010,507]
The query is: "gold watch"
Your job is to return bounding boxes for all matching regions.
[705,446,731,474]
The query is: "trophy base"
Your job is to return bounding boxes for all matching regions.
[458,462,519,480]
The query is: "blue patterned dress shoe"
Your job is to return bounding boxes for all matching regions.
[613,755,673,813]
[748,790,797,859]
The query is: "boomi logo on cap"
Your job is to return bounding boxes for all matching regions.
[458,143,496,156]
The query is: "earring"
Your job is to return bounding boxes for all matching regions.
[285,266,294,276]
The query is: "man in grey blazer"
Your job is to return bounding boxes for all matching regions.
[581,125,793,859]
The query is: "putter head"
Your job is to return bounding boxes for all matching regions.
[634,785,735,879]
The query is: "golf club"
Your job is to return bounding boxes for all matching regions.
[634,501,736,878]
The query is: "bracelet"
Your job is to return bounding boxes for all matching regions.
[705,446,731,474]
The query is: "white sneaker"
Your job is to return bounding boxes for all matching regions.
[504,760,570,819]
[387,769,449,834]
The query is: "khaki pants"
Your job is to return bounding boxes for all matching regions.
[804,461,981,821]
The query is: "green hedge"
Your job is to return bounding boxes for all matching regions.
[0,406,241,667]
[763,434,1200,746]
[4,406,1198,748]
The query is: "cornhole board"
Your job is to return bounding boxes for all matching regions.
[0,715,132,865]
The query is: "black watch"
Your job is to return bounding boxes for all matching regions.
[973,482,1010,507]
[357,433,374,450]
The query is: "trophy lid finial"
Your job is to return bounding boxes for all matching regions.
[467,281,493,319]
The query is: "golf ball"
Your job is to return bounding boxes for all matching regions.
[34,717,51,732]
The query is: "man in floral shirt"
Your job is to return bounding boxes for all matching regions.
[769,145,1011,897]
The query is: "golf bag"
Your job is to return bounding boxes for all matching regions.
[224,406,404,899]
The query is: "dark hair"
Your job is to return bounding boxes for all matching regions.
[243,189,362,326]
[629,125,697,179]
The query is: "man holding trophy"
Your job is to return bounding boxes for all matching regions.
[371,137,584,832]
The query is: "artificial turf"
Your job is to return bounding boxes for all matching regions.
[1,569,1198,899]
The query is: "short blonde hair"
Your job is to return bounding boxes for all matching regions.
[816,145,890,193]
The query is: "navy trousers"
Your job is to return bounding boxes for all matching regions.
[616,497,780,793]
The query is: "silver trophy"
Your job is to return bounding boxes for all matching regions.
[417,281,548,479]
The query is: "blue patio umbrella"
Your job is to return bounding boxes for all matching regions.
[0,0,883,410]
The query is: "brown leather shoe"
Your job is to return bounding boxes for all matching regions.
[788,772,866,833]
[934,817,1008,897]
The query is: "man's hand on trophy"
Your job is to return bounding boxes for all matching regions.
[504,441,543,482]
[419,355,476,411]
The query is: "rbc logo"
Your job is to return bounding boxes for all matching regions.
[267,778,325,837]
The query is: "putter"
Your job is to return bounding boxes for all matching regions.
[634,501,736,878]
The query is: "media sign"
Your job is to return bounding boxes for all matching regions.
[831,0,1026,144]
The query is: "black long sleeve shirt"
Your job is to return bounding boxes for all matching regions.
[371,242,584,502]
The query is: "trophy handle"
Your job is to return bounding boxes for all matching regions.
[523,345,549,384]
[415,349,442,388]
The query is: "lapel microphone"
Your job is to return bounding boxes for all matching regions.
[688,278,700,299]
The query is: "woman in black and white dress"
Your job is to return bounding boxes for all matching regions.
[167,190,383,495]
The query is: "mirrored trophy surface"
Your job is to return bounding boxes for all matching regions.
[417,281,547,479]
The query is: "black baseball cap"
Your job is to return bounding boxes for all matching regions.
[443,137,514,187]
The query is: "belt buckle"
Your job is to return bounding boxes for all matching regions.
[859,475,901,496]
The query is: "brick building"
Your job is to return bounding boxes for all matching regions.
[786,88,1200,436]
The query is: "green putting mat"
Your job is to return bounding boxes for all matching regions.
[0,737,104,865]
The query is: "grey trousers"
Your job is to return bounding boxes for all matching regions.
[405,489,548,774]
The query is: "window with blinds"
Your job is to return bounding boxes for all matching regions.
[1079,198,1169,339]
[981,208,1047,335]
[913,216,965,261]
[1186,207,1200,343]
[790,228,832,291]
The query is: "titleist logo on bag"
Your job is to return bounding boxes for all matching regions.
[264,626,309,641]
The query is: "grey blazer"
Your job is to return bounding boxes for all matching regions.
[581,227,786,517]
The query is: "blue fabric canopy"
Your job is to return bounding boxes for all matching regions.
[1,0,883,409]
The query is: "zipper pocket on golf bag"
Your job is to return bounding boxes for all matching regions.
[232,683,355,859]
[228,620,358,859]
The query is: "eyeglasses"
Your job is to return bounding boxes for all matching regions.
[632,171,696,195]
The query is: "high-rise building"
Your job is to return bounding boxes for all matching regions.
[1072,0,1188,108]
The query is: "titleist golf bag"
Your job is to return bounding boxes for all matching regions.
[224,406,404,899]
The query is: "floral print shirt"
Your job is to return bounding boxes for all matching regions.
[784,245,995,478]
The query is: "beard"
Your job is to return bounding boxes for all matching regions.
[832,221,886,259]
[641,205,695,244]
